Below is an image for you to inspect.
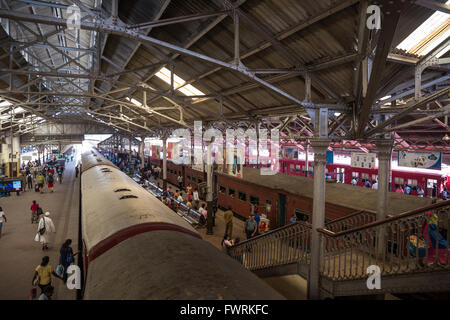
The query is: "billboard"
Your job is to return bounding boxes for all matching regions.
[151,145,161,159]
[351,152,376,169]
[282,147,298,160]
[398,151,441,170]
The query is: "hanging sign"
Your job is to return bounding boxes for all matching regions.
[326,151,334,164]
[398,151,441,170]
[351,152,376,169]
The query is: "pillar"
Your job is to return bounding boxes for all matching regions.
[128,136,132,168]
[375,139,393,220]
[162,136,167,191]
[307,138,330,300]
[305,140,309,177]
[206,142,214,235]
[375,139,393,258]
[139,137,145,169]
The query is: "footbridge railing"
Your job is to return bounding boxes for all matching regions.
[318,200,450,282]
[227,221,312,272]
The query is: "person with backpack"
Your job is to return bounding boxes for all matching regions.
[35,212,56,250]
[47,173,54,193]
[59,239,78,283]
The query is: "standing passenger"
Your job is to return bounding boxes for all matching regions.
[59,239,78,283]
[37,173,45,194]
[223,206,233,238]
[47,173,54,193]
[75,165,79,178]
[0,207,7,239]
[244,214,257,240]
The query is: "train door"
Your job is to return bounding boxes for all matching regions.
[336,167,345,183]
[277,194,286,227]
[427,179,437,197]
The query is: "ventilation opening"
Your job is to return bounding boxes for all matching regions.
[96,159,103,162]
[115,188,131,192]
[101,168,112,173]
[119,195,138,200]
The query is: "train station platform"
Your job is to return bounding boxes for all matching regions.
[0,158,80,300]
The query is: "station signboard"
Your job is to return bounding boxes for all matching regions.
[398,151,441,170]
[351,152,376,169]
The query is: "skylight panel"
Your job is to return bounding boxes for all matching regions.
[154,67,205,99]
[397,2,450,56]
[0,100,12,108]
[13,107,25,114]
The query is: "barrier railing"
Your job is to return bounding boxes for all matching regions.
[228,222,311,271]
[325,210,376,233]
[318,200,450,281]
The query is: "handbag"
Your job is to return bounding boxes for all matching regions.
[55,264,64,277]
[38,218,46,235]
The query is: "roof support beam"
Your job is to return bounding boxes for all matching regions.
[356,0,405,137]
[415,0,450,14]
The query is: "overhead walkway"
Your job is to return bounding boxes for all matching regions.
[227,201,450,298]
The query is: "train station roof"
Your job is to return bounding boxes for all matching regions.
[0,0,448,152]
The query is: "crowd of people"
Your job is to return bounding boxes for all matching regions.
[18,157,67,194]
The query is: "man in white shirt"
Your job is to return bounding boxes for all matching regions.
[177,193,184,203]
[193,189,200,210]
[372,180,378,190]
[351,178,357,186]
[35,212,56,250]
[177,175,183,189]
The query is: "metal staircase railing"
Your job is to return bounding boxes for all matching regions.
[318,200,450,281]
[226,209,376,272]
[227,221,312,271]
[325,210,376,233]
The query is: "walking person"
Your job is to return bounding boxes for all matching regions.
[31,200,39,224]
[38,285,54,300]
[75,165,79,178]
[35,212,56,250]
[47,173,54,193]
[37,173,45,194]
[223,205,233,238]
[59,239,78,284]
[0,207,7,239]
[32,256,63,295]
[244,214,257,240]
[27,173,33,191]
[177,174,183,190]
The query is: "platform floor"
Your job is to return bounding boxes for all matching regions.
[0,158,80,300]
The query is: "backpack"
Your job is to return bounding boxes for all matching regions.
[48,175,54,183]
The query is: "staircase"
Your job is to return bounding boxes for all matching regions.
[227,201,450,298]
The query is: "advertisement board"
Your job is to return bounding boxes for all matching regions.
[398,151,441,170]
[351,152,376,169]
[151,145,161,159]
[282,147,298,160]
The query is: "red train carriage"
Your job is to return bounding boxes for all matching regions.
[277,159,448,198]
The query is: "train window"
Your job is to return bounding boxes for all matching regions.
[192,177,196,182]
[394,177,404,185]
[229,188,235,198]
[352,172,359,178]
[249,195,259,206]
[238,191,247,202]
[294,209,310,222]
[290,164,295,173]
[407,179,418,187]
[361,173,369,180]
[296,165,301,173]
[187,175,191,181]
[219,185,226,194]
